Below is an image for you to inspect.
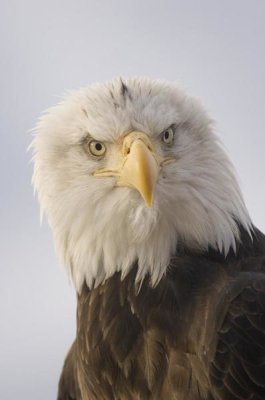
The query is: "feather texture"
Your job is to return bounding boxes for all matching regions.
[58,227,265,400]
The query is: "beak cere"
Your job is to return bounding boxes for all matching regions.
[117,132,159,207]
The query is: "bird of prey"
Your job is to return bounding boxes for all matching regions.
[32,77,265,400]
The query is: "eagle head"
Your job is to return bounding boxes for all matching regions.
[32,77,251,291]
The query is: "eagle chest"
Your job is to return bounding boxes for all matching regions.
[75,267,213,400]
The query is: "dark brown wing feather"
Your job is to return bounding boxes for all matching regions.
[210,275,265,400]
[76,270,172,400]
[57,341,81,400]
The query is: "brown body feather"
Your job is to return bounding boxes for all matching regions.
[57,227,265,400]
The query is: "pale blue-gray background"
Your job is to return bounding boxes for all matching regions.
[1,1,264,399]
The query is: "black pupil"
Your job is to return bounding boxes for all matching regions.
[164,131,169,140]
[95,143,102,151]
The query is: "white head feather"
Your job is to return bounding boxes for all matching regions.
[31,77,252,292]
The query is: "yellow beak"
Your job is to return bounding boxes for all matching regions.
[117,131,159,207]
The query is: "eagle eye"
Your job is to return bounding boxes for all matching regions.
[161,127,175,145]
[88,140,106,157]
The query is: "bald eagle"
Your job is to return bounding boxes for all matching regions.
[32,77,265,400]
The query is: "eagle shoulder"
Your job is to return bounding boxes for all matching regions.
[210,268,265,399]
